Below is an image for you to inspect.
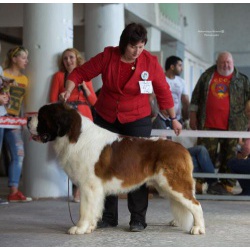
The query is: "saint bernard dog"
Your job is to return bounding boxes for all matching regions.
[27,102,205,235]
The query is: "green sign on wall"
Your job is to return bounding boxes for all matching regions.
[159,3,180,24]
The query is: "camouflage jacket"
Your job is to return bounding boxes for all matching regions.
[190,65,250,131]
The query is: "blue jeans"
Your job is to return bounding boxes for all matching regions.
[188,145,216,184]
[227,158,250,195]
[0,128,3,150]
[0,128,24,187]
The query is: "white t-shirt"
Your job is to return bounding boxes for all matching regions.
[166,75,188,120]
[0,66,7,117]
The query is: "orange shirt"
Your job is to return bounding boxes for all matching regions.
[205,71,232,129]
[50,71,97,121]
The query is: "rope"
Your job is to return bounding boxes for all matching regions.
[67,178,76,226]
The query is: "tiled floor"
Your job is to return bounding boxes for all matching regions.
[1,176,250,247]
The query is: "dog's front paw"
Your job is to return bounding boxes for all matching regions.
[85,224,96,234]
[190,226,205,235]
[68,226,87,235]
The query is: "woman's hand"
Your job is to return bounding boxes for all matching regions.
[59,90,71,102]
[60,80,76,101]
[172,119,182,136]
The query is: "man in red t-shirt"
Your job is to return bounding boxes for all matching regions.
[205,70,232,130]
[190,51,250,194]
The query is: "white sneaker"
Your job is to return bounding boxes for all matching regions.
[0,198,9,205]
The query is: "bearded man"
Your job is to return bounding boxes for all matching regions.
[190,51,250,194]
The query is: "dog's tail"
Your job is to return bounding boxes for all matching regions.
[169,197,194,232]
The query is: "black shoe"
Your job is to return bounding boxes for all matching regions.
[130,221,145,232]
[207,182,231,195]
[97,220,117,229]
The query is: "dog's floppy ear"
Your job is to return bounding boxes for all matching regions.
[38,103,82,143]
[56,107,81,143]
[67,109,82,143]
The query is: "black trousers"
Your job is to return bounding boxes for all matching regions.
[94,113,152,227]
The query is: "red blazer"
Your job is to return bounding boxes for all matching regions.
[68,46,174,123]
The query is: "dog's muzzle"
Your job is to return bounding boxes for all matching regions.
[27,115,51,143]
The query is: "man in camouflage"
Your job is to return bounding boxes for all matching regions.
[190,51,250,191]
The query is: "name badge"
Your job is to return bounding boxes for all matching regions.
[141,71,149,81]
[139,81,153,94]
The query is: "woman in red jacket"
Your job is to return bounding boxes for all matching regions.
[60,23,182,232]
[50,48,97,202]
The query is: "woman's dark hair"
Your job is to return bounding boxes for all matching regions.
[119,23,148,55]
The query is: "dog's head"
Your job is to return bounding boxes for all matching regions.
[27,102,82,143]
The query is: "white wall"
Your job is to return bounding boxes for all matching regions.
[180,3,214,64]
[214,3,250,67]
[184,51,211,97]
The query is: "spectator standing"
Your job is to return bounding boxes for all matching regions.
[153,56,189,129]
[1,46,32,202]
[190,51,250,193]
[50,48,97,202]
[60,23,182,232]
[0,64,9,205]
[227,100,250,195]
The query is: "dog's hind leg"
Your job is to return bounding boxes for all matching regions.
[153,175,205,235]
[157,152,205,235]
[68,180,105,235]
[168,192,205,235]
[149,182,179,228]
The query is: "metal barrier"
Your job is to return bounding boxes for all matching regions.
[151,129,250,201]
[151,129,250,139]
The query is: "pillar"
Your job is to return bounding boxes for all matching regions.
[145,26,163,66]
[22,3,73,198]
[84,3,125,91]
[145,26,161,52]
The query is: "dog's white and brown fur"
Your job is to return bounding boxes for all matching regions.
[27,103,205,235]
